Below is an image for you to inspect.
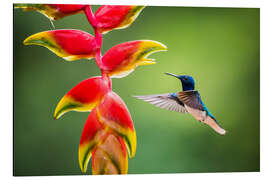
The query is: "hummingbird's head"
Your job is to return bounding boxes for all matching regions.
[165,72,195,91]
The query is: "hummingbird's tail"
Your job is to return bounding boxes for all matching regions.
[204,116,226,135]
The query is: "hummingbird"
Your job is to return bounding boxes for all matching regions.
[134,73,226,135]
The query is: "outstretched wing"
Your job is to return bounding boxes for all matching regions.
[178,90,226,135]
[133,93,187,113]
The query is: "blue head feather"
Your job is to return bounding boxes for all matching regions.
[165,73,195,91]
[178,75,195,91]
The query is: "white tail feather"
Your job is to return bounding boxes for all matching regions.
[204,116,226,135]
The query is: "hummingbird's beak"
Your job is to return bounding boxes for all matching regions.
[164,72,178,78]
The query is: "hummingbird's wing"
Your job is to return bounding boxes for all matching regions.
[178,90,226,135]
[177,90,205,111]
[133,93,187,113]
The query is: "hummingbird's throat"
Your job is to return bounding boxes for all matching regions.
[181,83,194,91]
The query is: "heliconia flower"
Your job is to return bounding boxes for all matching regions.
[15,3,168,176]
[79,108,128,174]
[23,29,97,61]
[94,5,145,34]
[79,91,134,174]
[96,91,136,158]
[54,76,110,119]
[101,40,168,78]
[14,4,86,20]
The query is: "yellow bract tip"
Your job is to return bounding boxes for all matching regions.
[78,143,94,174]
[139,58,156,66]
[54,96,82,120]
[126,129,137,158]
[24,32,50,45]
[23,31,71,60]
[139,40,168,52]
[133,40,167,66]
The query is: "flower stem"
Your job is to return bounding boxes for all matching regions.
[84,5,111,89]
[84,5,97,28]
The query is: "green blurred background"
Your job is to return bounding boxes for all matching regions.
[14,6,260,176]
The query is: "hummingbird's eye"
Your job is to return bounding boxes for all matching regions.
[184,77,188,81]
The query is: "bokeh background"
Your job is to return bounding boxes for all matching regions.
[14,6,260,176]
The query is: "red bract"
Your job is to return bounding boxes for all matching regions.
[94,5,145,34]
[17,4,167,175]
[102,40,167,78]
[52,30,96,56]
[80,109,104,145]
[24,29,97,61]
[79,96,132,174]
[98,92,134,129]
[54,76,110,119]
[97,91,136,158]
[14,4,86,20]
[48,4,86,14]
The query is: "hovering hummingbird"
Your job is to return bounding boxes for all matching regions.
[134,73,226,135]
